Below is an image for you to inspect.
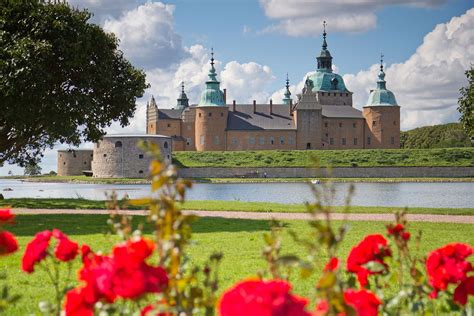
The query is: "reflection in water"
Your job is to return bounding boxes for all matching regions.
[0,179,473,209]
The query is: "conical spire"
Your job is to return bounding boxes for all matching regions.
[365,53,398,106]
[317,20,333,73]
[283,73,292,104]
[149,95,157,108]
[198,49,225,106]
[176,81,189,110]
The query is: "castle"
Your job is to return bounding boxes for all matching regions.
[146,28,400,152]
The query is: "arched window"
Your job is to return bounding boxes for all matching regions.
[115,141,122,148]
[164,141,169,149]
[138,170,144,174]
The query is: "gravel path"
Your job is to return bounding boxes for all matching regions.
[11,208,474,224]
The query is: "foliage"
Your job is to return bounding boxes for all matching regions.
[23,163,41,176]
[458,67,474,141]
[0,0,148,166]
[0,149,473,314]
[173,147,474,168]
[401,123,472,148]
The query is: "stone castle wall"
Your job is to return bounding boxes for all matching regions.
[91,135,172,178]
[57,150,93,176]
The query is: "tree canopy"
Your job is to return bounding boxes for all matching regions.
[400,123,472,149]
[0,0,148,166]
[457,67,473,141]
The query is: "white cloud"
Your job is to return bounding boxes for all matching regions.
[103,2,188,69]
[69,0,140,22]
[343,8,474,129]
[259,0,447,36]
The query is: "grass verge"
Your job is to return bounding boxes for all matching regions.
[3,214,474,315]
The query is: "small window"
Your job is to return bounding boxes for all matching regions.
[164,141,168,149]
[372,121,376,127]
[270,137,274,145]
[330,138,334,145]
[167,123,171,128]
[90,154,93,157]
[288,137,293,145]
[340,93,343,96]
[208,112,212,117]
[115,141,122,148]
[324,122,328,128]
[325,133,329,137]
[103,154,107,158]
[84,161,87,165]
[138,170,144,174]
[167,155,170,160]
[391,137,395,145]
[393,121,397,126]
[333,93,336,96]
[151,124,154,129]
[346,93,349,97]
[214,136,220,145]
[200,135,205,145]
[249,137,255,145]
[63,162,66,165]
[59,154,62,157]
[139,154,144,159]
[280,137,284,145]
[97,142,100,148]
[199,113,202,117]
[342,138,346,145]
[186,138,192,146]
[232,137,238,145]
[306,143,311,149]
[353,123,356,128]
[339,122,342,128]
[259,137,265,145]
[322,92,325,96]
[367,137,371,145]
[73,153,77,158]
[220,112,224,117]
[354,138,358,145]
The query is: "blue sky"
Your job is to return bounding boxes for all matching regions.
[1,0,473,175]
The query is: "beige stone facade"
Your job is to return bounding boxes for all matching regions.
[57,149,93,176]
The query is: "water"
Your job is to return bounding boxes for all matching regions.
[1,179,473,209]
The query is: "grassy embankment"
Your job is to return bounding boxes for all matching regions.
[172,147,474,168]
[1,198,473,216]
[3,214,474,315]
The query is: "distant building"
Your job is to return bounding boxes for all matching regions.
[146,28,400,151]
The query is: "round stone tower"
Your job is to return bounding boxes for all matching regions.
[195,50,228,151]
[363,55,400,149]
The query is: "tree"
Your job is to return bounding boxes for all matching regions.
[23,163,42,176]
[0,1,148,166]
[458,67,474,141]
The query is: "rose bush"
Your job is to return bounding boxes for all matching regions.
[1,147,473,314]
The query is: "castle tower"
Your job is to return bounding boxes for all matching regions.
[195,49,228,151]
[146,95,158,134]
[175,82,189,110]
[363,55,400,149]
[282,74,292,105]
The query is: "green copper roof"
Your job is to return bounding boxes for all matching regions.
[307,71,348,92]
[282,74,292,105]
[175,81,189,110]
[198,49,225,107]
[366,58,398,106]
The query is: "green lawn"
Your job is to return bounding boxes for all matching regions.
[3,214,474,315]
[173,147,474,168]
[1,198,473,216]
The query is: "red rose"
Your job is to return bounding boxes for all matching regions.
[0,231,18,255]
[347,234,391,287]
[0,209,14,223]
[401,232,410,241]
[453,277,474,306]
[64,286,97,316]
[387,223,410,241]
[344,289,381,316]
[324,257,339,272]
[426,243,473,294]
[219,279,310,316]
[22,230,52,273]
[53,229,79,262]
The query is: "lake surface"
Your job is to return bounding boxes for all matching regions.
[1,179,473,208]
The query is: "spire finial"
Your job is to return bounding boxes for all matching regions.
[286,73,289,88]
[380,53,384,72]
[181,81,185,92]
[210,47,215,67]
[322,20,328,50]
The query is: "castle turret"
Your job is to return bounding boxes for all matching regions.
[282,74,292,105]
[363,54,400,149]
[146,95,159,134]
[195,49,228,151]
[176,82,189,110]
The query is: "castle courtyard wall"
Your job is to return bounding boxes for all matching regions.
[226,130,297,151]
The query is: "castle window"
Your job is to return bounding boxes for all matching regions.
[367,137,371,145]
[353,123,356,128]
[73,153,77,158]
[139,154,144,159]
[346,93,349,97]
[259,137,265,145]
[115,141,122,148]
[322,92,325,96]
[232,137,237,145]
[84,161,87,165]
[391,137,395,145]
[214,136,220,145]
[167,123,171,127]
[324,122,328,128]
[342,138,346,145]
[340,93,343,96]
[151,124,154,129]
[270,137,274,145]
[339,122,342,128]
[200,135,205,145]
[90,154,93,158]
[167,155,170,160]
[164,141,169,149]
[330,138,334,145]
[208,112,212,117]
[333,93,336,96]
[393,121,397,126]
[63,162,66,165]
[186,138,192,146]
[139,170,144,174]
[249,137,255,145]
[325,133,329,137]
[221,112,224,117]
[199,113,202,117]
[103,154,107,157]
[372,121,376,127]
[354,138,358,145]
[288,137,293,145]
[280,137,284,145]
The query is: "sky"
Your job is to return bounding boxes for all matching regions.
[1,0,473,175]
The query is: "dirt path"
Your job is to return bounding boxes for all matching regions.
[11,208,474,224]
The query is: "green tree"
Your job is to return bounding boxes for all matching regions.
[458,67,473,141]
[23,163,41,176]
[0,0,148,166]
